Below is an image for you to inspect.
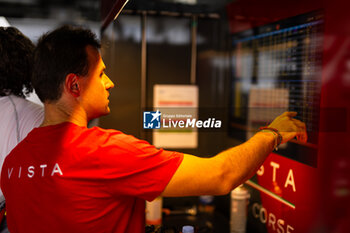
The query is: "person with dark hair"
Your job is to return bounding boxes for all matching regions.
[1,25,306,233]
[0,27,44,232]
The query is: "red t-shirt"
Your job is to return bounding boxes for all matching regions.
[1,122,183,233]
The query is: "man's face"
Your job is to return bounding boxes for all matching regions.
[78,46,114,120]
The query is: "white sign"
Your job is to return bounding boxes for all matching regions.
[0,16,10,27]
[153,85,198,148]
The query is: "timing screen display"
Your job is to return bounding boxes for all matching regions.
[230,11,324,167]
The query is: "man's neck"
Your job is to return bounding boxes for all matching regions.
[41,100,88,127]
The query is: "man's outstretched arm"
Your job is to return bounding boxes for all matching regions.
[162,112,306,197]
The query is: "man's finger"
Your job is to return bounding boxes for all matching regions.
[291,118,307,142]
[281,111,297,118]
[297,131,308,143]
[292,119,306,130]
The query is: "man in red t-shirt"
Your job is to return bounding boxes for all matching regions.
[1,26,307,233]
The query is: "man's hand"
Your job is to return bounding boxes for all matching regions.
[268,112,307,144]
[163,111,308,197]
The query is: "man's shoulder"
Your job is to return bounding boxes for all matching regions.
[84,126,123,137]
[3,95,44,123]
[85,126,154,151]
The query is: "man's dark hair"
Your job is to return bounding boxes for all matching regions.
[0,27,35,97]
[32,25,101,102]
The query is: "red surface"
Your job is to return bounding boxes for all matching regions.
[256,153,318,232]
[227,0,350,232]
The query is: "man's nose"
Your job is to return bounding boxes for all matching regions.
[106,76,115,89]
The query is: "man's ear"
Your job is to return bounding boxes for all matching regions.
[65,73,80,97]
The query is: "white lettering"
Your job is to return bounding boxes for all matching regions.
[7,168,13,179]
[51,163,63,176]
[252,203,260,218]
[40,164,47,177]
[284,169,296,192]
[171,120,178,127]
[196,120,203,128]
[287,225,294,233]
[203,119,210,128]
[163,114,175,118]
[277,219,285,233]
[255,161,297,193]
[186,119,196,127]
[257,165,264,176]
[18,166,21,178]
[162,118,221,128]
[178,121,184,127]
[252,203,294,233]
[268,213,276,231]
[28,166,34,178]
[259,207,267,224]
[270,161,280,182]
[162,119,169,128]
[214,120,221,128]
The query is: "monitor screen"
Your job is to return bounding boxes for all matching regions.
[229,10,324,167]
